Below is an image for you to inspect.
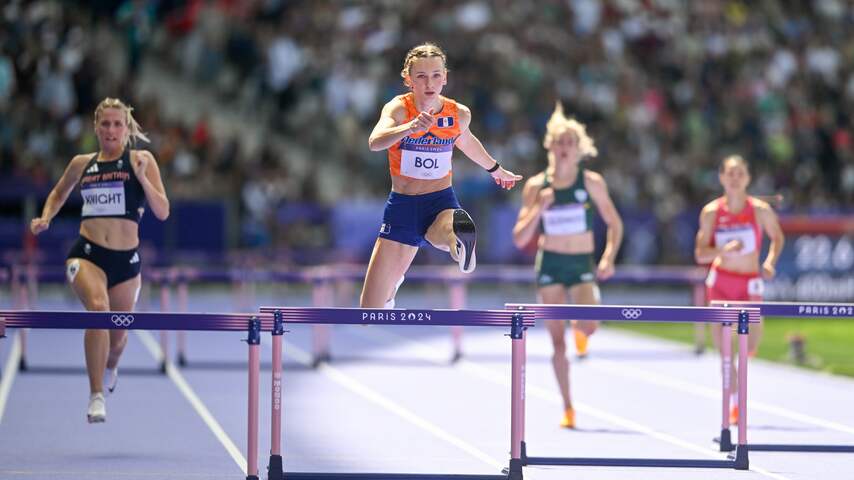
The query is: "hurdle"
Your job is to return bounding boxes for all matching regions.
[506,303,760,471]
[258,305,536,480]
[711,300,854,453]
[14,263,707,370]
[286,264,707,366]
[0,309,272,480]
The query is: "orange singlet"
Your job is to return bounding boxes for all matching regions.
[388,93,461,180]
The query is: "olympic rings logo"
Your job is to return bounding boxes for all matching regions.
[111,314,135,327]
[621,308,642,320]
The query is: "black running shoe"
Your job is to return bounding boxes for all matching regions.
[453,209,477,273]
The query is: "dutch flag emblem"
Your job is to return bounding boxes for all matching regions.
[437,116,454,128]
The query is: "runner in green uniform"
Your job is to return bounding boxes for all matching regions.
[513,103,623,428]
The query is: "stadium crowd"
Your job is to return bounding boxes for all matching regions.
[2,0,852,262]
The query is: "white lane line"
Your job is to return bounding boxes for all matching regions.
[0,331,22,424]
[590,355,854,436]
[351,327,793,480]
[135,331,247,475]
[264,335,511,475]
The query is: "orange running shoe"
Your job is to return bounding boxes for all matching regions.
[574,329,589,358]
[729,405,739,425]
[560,408,576,429]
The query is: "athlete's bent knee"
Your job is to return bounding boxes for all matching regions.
[88,297,110,312]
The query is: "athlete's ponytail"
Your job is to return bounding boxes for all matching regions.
[543,102,598,158]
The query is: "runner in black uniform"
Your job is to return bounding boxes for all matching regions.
[31,98,170,423]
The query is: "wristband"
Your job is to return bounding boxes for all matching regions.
[486,161,500,173]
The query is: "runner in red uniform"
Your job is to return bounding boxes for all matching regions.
[695,155,784,423]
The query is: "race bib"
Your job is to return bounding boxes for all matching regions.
[714,225,756,255]
[542,203,587,235]
[81,181,126,216]
[400,145,452,180]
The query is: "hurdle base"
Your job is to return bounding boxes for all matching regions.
[506,458,523,480]
[526,456,736,469]
[268,454,284,480]
[520,441,527,466]
[733,445,749,470]
[716,428,734,451]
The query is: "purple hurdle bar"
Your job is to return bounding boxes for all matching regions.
[0,309,268,480]
[259,306,535,480]
[507,303,758,471]
[712,300,854,454]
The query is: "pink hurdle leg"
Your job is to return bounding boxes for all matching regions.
[271,335,282,453]
[449,282,466,362]
[158,283,171,373]
[521,328,527,458]
[692,284,706,354]
[508,314,525,479]
[721,322,732,429]
[177,280,189,366]
[247,318,261,480]
[268,311,285,480]
[734,310,750,470]
[14,266,30,371]
[716,318,735,452]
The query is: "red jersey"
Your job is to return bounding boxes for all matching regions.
[706,196,764,301]
[710,196,762,256]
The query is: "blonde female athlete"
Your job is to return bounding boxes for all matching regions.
[30,98,169,423]
[695,154,784,424]
[513,103,623,428]
[360,43,522,308]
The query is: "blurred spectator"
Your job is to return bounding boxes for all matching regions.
[4,0,854,264]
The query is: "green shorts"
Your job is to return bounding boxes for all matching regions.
[535,250,596,288]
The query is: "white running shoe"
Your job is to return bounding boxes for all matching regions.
[384,275,405,309]
[87,392,106,423]
[104,367,118,394]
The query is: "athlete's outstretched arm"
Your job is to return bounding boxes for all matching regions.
[30,155,90,235]
[756,201,784,279]
[454,104,522,190]
[586,171,623,279]
[368,99,433,151]
[133,150,170,221]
